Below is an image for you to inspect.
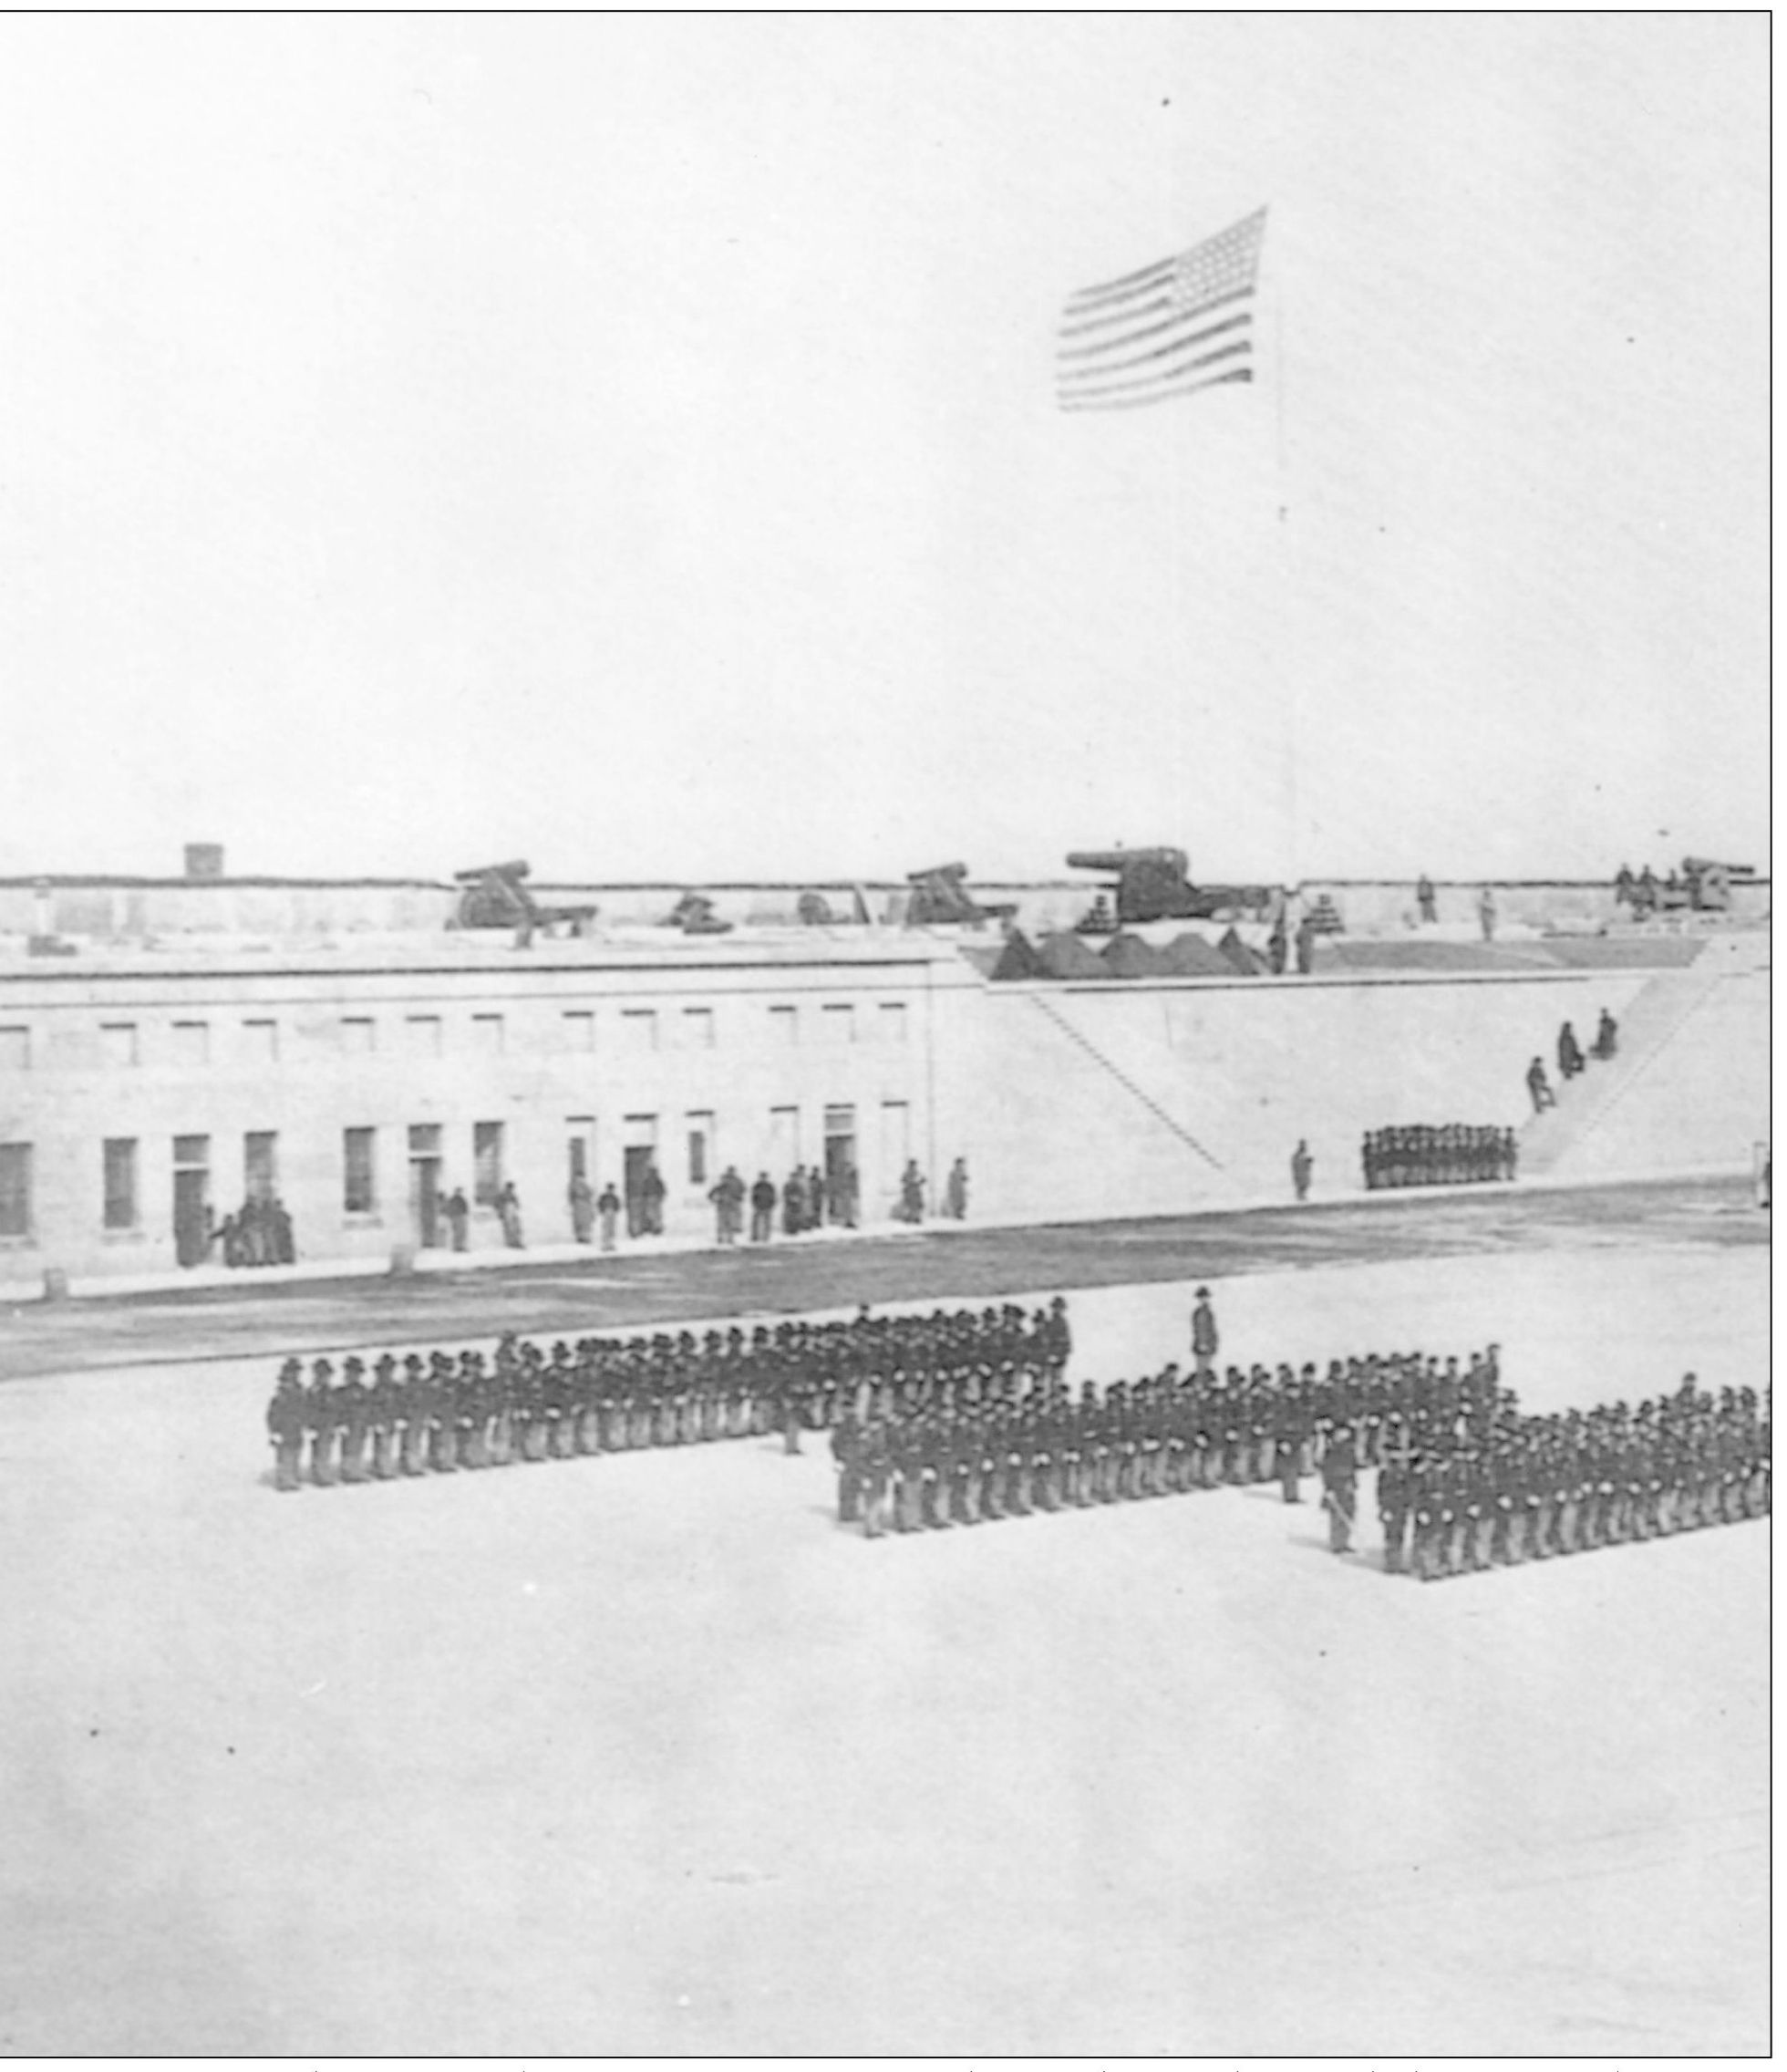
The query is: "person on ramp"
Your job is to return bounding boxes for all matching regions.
[1319,1421,1359,1554]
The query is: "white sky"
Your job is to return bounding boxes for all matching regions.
[0,16,1768,885]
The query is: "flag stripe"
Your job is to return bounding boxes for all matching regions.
[1057,310,1251,382]
[1064,254,1180,310]
[1059,365,1254,414]
[1059,283,1251,346]
[1056,337,1252,407]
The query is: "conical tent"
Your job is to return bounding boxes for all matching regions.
[1036,930,1111,979]
[1156,930,1234,977]
[989,929,1047,981]
[1217,926,1267,975]
[1100,931,1164,979]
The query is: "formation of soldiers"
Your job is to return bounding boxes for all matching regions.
[265,1302,1766,1590]
[1360,1124,1516,1189]
[1383,1375,1770,1580]
[832,1343,1503,1537]
[263,1298,1072,1489]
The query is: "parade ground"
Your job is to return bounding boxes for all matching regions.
[0,1178,1768,2056]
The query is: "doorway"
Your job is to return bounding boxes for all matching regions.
[408,1124,443,1248]
[823,1104,857,1225]
[622,1114,658,1238]
[172,1134,211,1268]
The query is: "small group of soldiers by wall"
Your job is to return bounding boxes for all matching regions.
[568,1170,657,1246]
[210,1194,296,1268]
[540,1157,966,1251]
[1382,1376,1769,1580]
[1360,1125,1516,1189]
[716,1165,859,1245]
[263,1296,1070,1489]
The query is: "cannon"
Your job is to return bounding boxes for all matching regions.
[1680,857,1755,912]
[451,861,597,937]
[663,891,733,935]
[1066,846,1273,927]
[904,863,1017,927]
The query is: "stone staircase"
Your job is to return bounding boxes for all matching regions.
[1028,994,1227,1172]
[1517,955,1741,1177]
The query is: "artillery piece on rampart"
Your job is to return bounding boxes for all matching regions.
[449,861,597,937]
[1066,846,1273,928]
[904,862,1017,927]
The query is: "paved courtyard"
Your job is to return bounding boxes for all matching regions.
[0,1172,1762,1381]
[0,1181,1768,2055]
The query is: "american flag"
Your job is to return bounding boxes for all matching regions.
[1056,208,1267,413]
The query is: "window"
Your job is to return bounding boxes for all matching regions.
[405,1015,443,1057]
[769,1104,801,1166]
[173,1134,210,1168]
[822,1003,856,1043]
[878,1002,908,1044]
[242,1019,278,1062]
[408,1124,441,1158]
[566,1118,595,1184]
[103,1139,139,1230]
[471,1013,505,1054]
[473,1122,504,1207]
[171,1021,211,1066]
[342,1128,377,1214]
[562,1010,596,1052]
[770,1006,798,1045]
[340,1017,377,1055]
[681,1007,715,1049]
[101,1022,139,1067]
[687,1111,714,1187]
[244,1131,278,1201]
[879,1100,911,1173]
[0,1028,29,1070]
[621,1010,658,1052]
[0,1144,31,1238]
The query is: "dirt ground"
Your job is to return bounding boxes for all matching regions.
[0,1228,1768,2056]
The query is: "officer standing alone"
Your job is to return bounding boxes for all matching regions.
[1191,1287,1219,1378]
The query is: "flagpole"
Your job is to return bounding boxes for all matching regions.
[1276,256,1299,896]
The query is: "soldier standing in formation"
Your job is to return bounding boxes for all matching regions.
[1319,1422,1358,1552]
[267,1358,305,1490]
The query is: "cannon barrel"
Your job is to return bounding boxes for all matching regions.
[453,859,531,885]
[1682,855,1754,877]
[1066,847,1188,875]
[906,862,968,885]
